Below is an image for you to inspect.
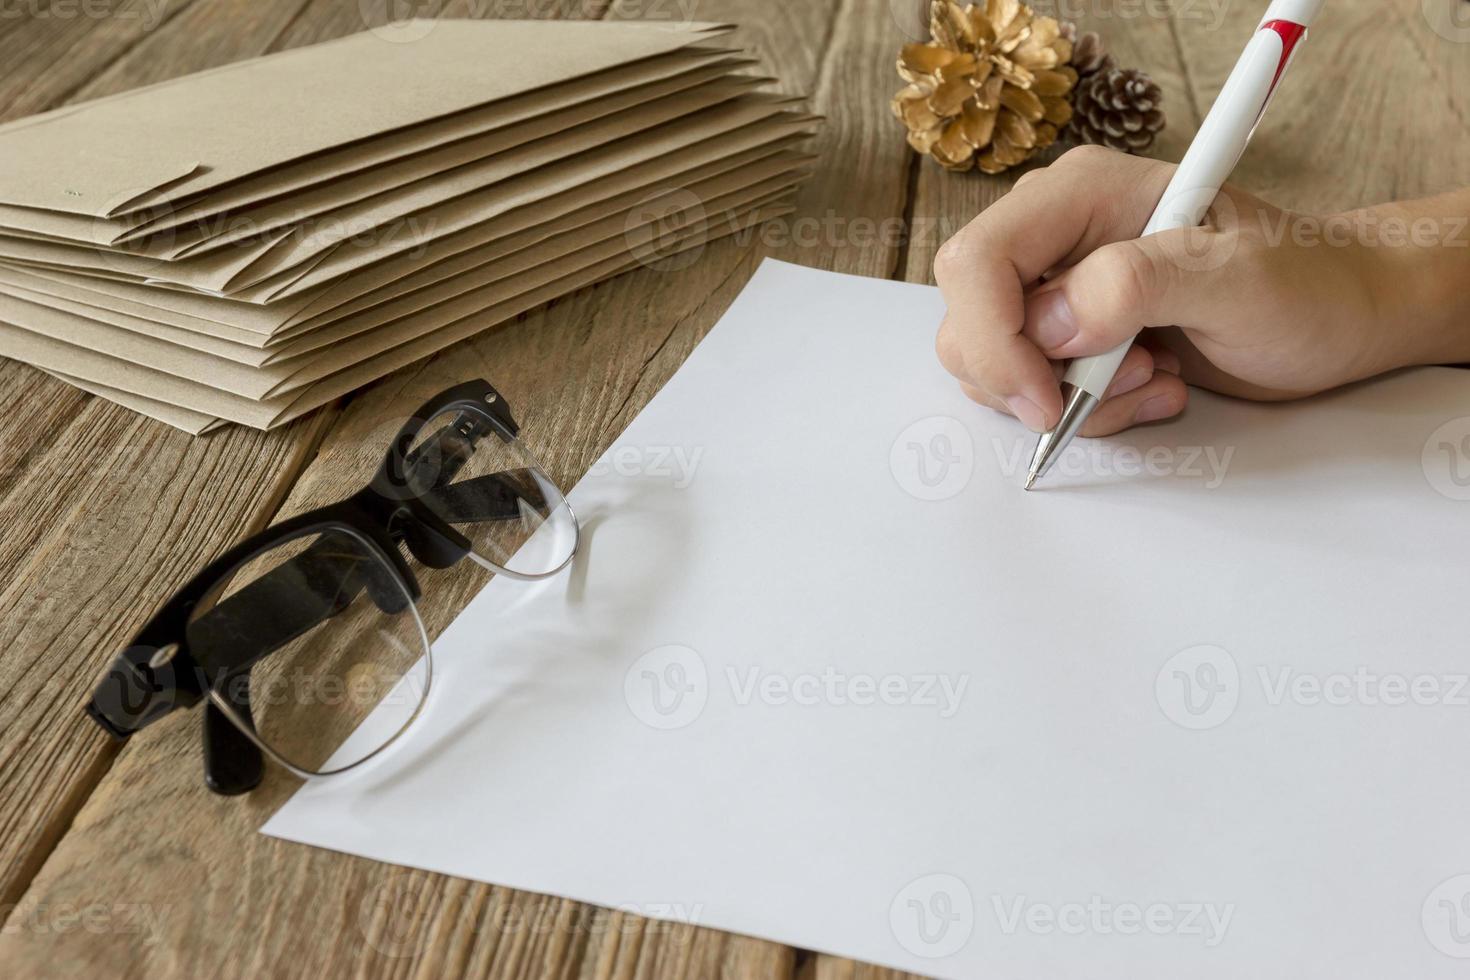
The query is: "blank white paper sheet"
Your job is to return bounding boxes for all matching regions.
[264,259,1470,978]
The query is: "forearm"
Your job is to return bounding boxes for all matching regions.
[1355,190,1470,371]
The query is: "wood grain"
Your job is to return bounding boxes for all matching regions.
[0,2,1460,979]
[0,0,882,978]
[1170,0,1467,210]
[0,0,362,918]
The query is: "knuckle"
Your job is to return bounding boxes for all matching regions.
[1154,376,1190,414]
[1105,242,1169,317]
[934,322,963,375]
[933,232,975,281]
[1011,168,1044,193]
[1056,144,1113,171]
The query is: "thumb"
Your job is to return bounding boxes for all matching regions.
[1019,226,1239,360]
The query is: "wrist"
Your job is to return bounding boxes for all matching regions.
[1354,199,1470,372]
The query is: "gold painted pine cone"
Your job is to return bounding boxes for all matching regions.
[892,0,1076,174]
[1070,66,1166,154]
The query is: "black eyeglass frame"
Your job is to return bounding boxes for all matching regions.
[84,379,567,795]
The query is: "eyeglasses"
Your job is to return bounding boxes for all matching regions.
[85,380,579,795]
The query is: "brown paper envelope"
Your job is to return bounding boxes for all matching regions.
[0,324,280,427]
[0,262,316,338]
[0,292,282,395]
[266,188,798,398]
[42,369,221,435]
[274,137,814,337]
[152,63,761,259]
[0,159,805,369]
[0,129,808,344]
[0,226,295,295]
[0,87,785,295]
[2,202,787,429]
[0,204,160,250]
[216,91,794,297]
[112,48,748,243]
[243,102,808,302]
[0,271,279,359]
[255,114,814,315]
[0,19,730,217]
[265,164,809,363]
[0,50,745,247]
[0,173,802,397]
[269,202,794,427]
[0,117,811,338]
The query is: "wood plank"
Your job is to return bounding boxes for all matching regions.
[900,0,1201,285]
[0,0,565,920]
[0,0,891,976]
[1395,0,1470,136]
[0,0,205,120]
[1170,0,1466,210]
[12,2,1453,979]
[0,0,382,921]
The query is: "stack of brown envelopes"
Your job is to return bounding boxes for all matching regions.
[0,19,814,433]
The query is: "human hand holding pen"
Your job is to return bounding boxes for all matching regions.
[933,146,1470,438]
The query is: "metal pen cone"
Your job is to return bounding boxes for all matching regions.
[1023,383,1099,489]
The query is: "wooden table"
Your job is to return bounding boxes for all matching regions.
[0,1,1462,976]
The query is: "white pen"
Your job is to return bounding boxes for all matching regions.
[1025,0,1325,490]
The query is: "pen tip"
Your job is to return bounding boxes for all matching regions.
[1024,472,1037,491]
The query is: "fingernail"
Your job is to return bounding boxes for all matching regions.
[1152,349,1182,375]
[1105,366,1150,399]
[1134,395,1175,424]
[1006,395,1048,432]
[1026,289,1078,353]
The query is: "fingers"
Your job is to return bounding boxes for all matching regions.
[957,341,1188,437]
[1101,343,1157,400]
[934,147,1179,431]
[1019,224,1243,361]
[1078,372,1189,437]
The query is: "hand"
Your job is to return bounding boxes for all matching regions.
[933,145,1470,436]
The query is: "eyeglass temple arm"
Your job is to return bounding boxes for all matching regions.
[92,465,532,740]
[192,543,405,794]
[204,674,263,795]
[193,468,541,682]
[377,380,520,496]
[427,470,548,524]
[189,543,405,677]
